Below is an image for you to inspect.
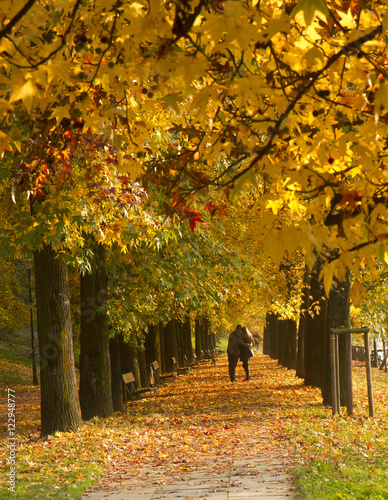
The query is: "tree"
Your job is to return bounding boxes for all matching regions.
[109,336,123,412]
[163,319,178,372]
[268,313,280,361]
[34,243,81,435]
[322,271,351,406]
[144,323,162,368]
[79,240,113,421]
[304,262,327,388]
[296,271,310,379]
[0,257,31,335]
[2,2,388,293]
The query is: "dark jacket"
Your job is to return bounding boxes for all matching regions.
[240,345,253,362]
[240,331,254,362]
[227,329,250,357]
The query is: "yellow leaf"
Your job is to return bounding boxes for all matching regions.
[350,280,366,307]
[9,79,38,114]
[383,10,388,34]
[302,46,325,69]
[51,106,71,124]
[0,98,13,110]
[230,168,257,198]
[291,0,330,26]
[266,198,283,215]
[374,84,388,124]
[321,262,334,298]
[0,131,12,158]
[337,9,356,29]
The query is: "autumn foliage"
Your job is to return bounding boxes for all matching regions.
[1,0,388,294]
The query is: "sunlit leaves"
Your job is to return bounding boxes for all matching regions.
[291,0,330,26]
[1,0,388,307]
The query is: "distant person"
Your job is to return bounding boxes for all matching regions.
[227,324,251,382]
[240,327,254,381]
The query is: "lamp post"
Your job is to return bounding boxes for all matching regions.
[26,264,39,385]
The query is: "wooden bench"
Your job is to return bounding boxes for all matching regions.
[122,372,136,414]
[189,353,198,367]
[122,369,158,414]
[203,347,217,366]
[172,356,189,374]
[189,353,206,366]
[149,360,161,386]
[151,359,176,384]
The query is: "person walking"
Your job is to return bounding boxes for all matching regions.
[227,324,251,382]
[240,326,254,381]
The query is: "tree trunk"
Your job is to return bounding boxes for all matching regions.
[109,337,123,412]
[144,323,161,367]
[296,272,310,379]
[179,319,188,365]
[304,263,327,388]
[372,339,378,368]
[208,319,216,350]
[202,318,207,353]
[269,313,279,360]
[159,322,166,373]
[263,313,271,355]
[181,316,193,364]
[34,244,81,436]
[285,319,297,370]
[195,318,203,359]
[138,347,150,388]
[204,317,212,350]
[278,319,288,366]
[163,319,178,372]
[322,272,351,406]
[79,243,113,421]
[120,338,141,389]
[176,320,184,366]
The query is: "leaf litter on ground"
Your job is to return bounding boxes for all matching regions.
[1,353,387,499]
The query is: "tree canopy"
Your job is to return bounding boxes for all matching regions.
[2,0,388,307]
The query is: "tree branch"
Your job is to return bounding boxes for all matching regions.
[217,23,383,189]
[2,0,83,69]
[0,0,37,42]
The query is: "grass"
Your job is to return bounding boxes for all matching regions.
[0,330,39,387]
[0,331,105,499]
[288,366,388,499]
[1,335,388,499]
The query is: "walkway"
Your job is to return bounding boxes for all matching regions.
[84,454,295,499]
[83,355,297,499]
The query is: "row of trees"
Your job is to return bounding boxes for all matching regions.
[0,208,243,435]
[263,264,351,408]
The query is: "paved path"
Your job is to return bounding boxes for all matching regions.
[83,357,298,499]
[83,451,295,499]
